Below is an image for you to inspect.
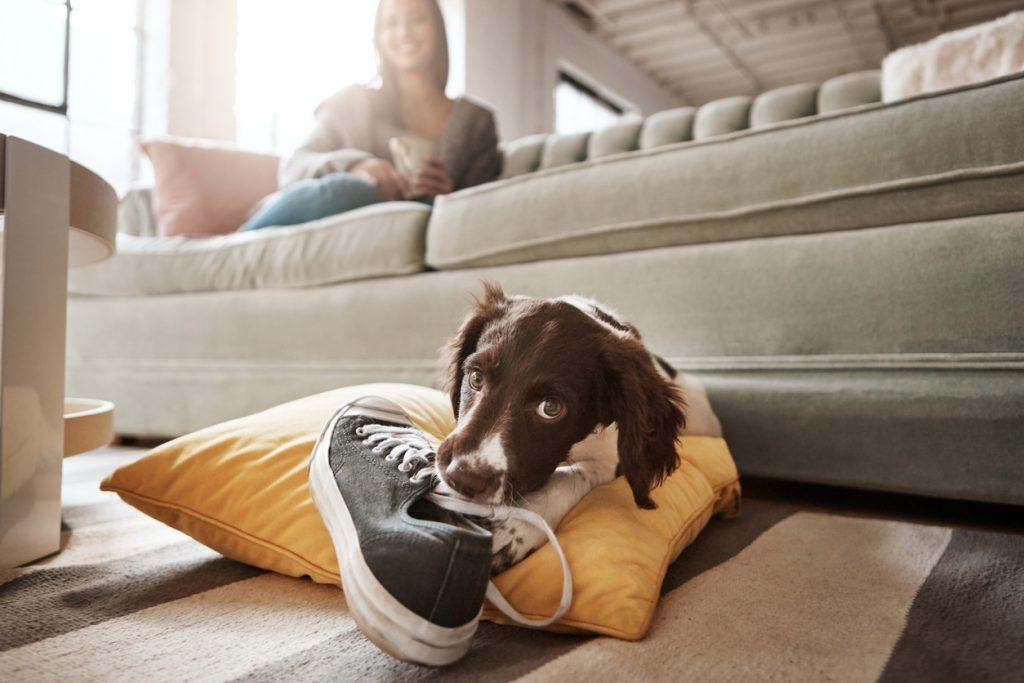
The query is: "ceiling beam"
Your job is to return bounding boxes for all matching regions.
[753,56,864,79]
[608,12,689,38]
[635,42,734,69]
[661,70,753,90]
[830,0,873,68]
[947,0,1024,27]
[656,60,746,80]
[569,0,620,32]
[604,0,673,20]
[707,0,754,39]
[870,0,897,50]
[738,29,864,59]
[604,1,685,33]
[626,37,721,62]
[680,0,763,91]
[593,0,663,12]
[610,18,695,47]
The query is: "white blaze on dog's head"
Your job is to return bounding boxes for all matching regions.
[444,432,509,504]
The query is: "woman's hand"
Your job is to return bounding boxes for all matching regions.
[411,158,454,198]
[350,158,410,201]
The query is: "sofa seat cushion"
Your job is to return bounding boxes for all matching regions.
[426,72,1024,270]
[68,202,430,296]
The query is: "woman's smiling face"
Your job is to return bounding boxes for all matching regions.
[377,0,437,73]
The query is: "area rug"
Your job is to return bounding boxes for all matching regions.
[1,448,1021,682]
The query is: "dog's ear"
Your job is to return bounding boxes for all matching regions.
[442,282,508,415]
[599,336,686,509]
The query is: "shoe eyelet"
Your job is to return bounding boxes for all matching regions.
[384,454,398,462]
[398,462,412,472]
[355,427,366,436]
[371,447,383,454]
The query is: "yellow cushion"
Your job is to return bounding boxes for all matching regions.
[101,383,740,640]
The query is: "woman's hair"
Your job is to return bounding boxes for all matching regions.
[373,0,449,108]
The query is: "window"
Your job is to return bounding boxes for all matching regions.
[0,0,69,111]
[0,0,144,195]
[235,0,379,154]
[554,70,625,135]
[0,0,71,152]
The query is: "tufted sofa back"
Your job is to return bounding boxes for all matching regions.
[500,70,881,179]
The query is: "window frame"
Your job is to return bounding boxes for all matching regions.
[557,69,625,118]
[0,0,72,116]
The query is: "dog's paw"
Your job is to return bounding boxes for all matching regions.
[489,517,549,574]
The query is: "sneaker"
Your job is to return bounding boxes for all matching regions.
[308,396,574,666]
[307,396,492,665]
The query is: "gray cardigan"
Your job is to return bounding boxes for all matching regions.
[279,85,503,191]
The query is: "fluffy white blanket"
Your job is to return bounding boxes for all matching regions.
[882,11,1024,101]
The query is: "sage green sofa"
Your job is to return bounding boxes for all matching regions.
[66,70,1024,506]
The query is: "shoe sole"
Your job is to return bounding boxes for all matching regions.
[307,407,480,666]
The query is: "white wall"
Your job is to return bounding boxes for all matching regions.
[460,0,685,140]
[461,0,542,140]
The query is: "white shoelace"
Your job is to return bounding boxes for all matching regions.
[426,492,573,629]
[355,424,436,482]
[358,422,573,629]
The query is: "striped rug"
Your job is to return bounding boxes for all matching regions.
[2,448,1021,682]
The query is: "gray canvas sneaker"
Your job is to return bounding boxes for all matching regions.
[308,396,574,666]
[307,397,492,666]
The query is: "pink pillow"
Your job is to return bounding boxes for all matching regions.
[141,138,280,237]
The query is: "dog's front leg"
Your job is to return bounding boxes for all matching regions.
[490,425,620,573]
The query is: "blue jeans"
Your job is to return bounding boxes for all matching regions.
[240,172,387,231]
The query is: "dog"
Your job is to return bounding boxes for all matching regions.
[434,283,722,573]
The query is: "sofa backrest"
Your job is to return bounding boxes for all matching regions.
[499,70,881,180]
[118,185,158,237]
[118,70,882,235]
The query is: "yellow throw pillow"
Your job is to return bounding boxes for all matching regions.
[101,383,740,640]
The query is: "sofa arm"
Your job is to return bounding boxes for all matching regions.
[118,185,157,237]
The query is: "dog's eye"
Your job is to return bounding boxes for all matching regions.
[536,398,565,421]
[467,370,484,391]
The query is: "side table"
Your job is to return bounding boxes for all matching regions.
[0,134,117,567]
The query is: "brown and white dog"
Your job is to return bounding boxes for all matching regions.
[435,283,722,572]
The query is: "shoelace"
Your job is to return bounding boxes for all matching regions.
[359,421,573,629]
[355,424,435,482]
[426,492,573,629]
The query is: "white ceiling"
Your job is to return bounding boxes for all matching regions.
[558,0,1024,104]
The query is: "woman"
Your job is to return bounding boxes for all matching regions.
[241,0,502,231]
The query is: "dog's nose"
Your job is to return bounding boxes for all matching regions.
[444,460,497,499]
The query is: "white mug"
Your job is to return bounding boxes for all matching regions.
[389,136,439,185]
